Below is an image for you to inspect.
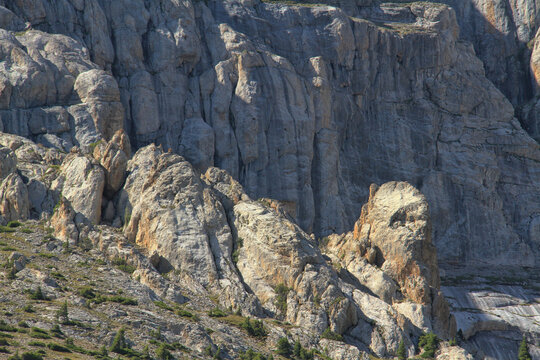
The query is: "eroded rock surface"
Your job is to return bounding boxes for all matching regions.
[0,0,538,358]
[322,182,455,342]
[0,0,537,267]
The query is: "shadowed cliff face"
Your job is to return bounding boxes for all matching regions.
[0,0,538,267]
[434,0,539,106]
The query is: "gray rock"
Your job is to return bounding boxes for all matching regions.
[60,153,105,225]
[0,146,16,181]
[0,172,29,221]
[0,0,537,267]
[9,251,27,272]
[178,117,214,170]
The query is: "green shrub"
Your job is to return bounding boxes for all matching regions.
[21,351,43,360]
[232,237,243,264]
[28,341,45,347]
[108,295,137,305]
[7,221,22,228]
[240,317,267,338]
[0,226,16,233]
[154,301,173,311]
[276,337,292,357]
[0,321,17,332]
[175,308,195,319]
[0,338,9,346]
[274,283,289,315]
[208,308,227,317]
[110,328,127,354]
[50,272,65,280]
[17,321,28,328]
[0,346,9,353]
[50,324,63,338]
[156,343,173,360]
[29,327,50,340]
[23,304,34,313]
[204,345,221,359]
[112,257,136,274]
[27,287,47,301]
[419,332,438,359]
[239,348,271,360]
[397,339,406,360]
[320,328,343,342]
[78,286,96,299]
[518,336,532,360]
[47,343,71,352]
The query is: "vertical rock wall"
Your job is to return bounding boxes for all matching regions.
[0,0,538,265]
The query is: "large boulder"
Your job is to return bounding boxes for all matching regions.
[58,152,105,225]
[323,182,456,339]
[92,130,130,196]
[0,172,29,221]
[49,197,79,244]
[120,145,260,312]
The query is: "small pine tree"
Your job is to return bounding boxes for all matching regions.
[156,343,172,360]
[110,328,127,353]
[141,344,151,360]
[29,287,46,300]
[276,337,292,357]
[397,339,407,360]
[99,345,108,357]
[293,341,302,357]
[56,301,69,324]
[518,336,532,360]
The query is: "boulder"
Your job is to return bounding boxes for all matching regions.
[60,153,105,225]
[0,173,29,221]
[93,134,129,196]
[50,198,79,245]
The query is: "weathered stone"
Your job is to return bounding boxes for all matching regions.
[49,197,78,245]
[0,146,16,181]
[9,251,27,272]
[93,138,128,196]
[0,172,29,221]
[60,153,105,225]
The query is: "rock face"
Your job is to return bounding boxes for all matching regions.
[354,183,439,304]
[92,130,130,196]
[441,265,540,359]
[0,0,538,267]
[0,0,538,357]
[0,26,123,149]
[58,152,105,225]
[0,171,29,221]
[322,182,455,339]
[115,144,454,357]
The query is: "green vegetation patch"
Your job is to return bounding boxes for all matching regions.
[274,283,289,315]
[321,327,343,342]
[208,307,227,318]
[112,257,137,274]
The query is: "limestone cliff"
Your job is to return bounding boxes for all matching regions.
[0,0,538,267]
[0,0,539,358]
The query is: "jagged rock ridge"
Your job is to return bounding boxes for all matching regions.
[0,130,470,358]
